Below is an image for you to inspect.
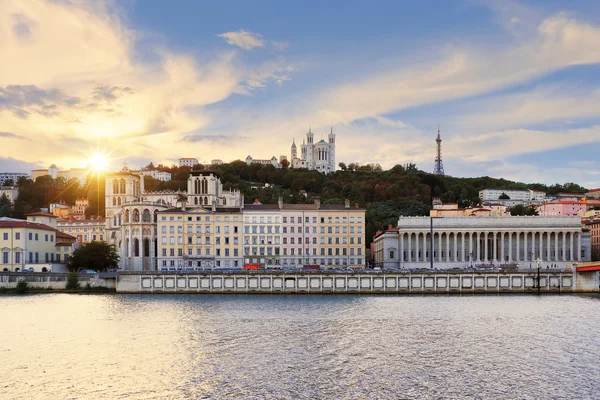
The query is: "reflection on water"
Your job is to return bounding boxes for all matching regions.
[1,294,600,399]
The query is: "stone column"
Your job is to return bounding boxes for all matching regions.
[493,232,498,263]
[569,232,575,261]
[469,233,473,264]
[407,233,412,262]
[453,233,458,262]
[476,232,481,262]
[423,232,428,263]
[446,233,450,263]
[500,232,505,263]
[539,232,543,259]
[554,232,559,262]
[577,232,582,261]
[562,232,566,261]
[438,233,443,262]
[508,233,512,262]
[483,232,488,263]
[399,233,404,266]
[547,233,551,262]
[516,232,521,263]
[461,233,465,262]
[524,232,528,264]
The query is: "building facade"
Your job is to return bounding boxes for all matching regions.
[0,186,19,203]
[479,189,546,205]
[157,206,243,270]
[0,213,75,272]
[138,169,172,181]
[0,172,28,186]
[245,155,281,168]
[536,201,587,217]
[57,218,106,244]
[290,127,336,173]
[179,158,199,168]
[589,220,600,262]
[373,216,590,270]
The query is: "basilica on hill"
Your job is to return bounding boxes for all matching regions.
[290,127,336,174]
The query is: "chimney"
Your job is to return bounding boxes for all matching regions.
[278,196,283,210]
[344,199,350,209]
[314,198,320,209]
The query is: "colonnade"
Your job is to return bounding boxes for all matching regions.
[398,230,582,265]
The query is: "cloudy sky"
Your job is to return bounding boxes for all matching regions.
[1,0,600,187]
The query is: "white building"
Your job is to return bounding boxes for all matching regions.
[373,216,590,270]
[245,155,281,168]
[210,159,224,165]
[0,187,18,202]
[479,189,545,205]
[178,158,199,168]
[137,169,172,181]
[0,172,28,186]
[290,127,336,174]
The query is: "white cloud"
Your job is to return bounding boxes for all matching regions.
[0,1,291,169]
[217,29,265,50]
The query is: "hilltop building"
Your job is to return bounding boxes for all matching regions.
[30,165,88,186]
[479,189,546,207]
[0,172,29,186]
[178,158,199,168]
[245,155,281,168]
[290,127,336,174]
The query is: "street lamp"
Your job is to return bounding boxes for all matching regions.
[430,216,443,270]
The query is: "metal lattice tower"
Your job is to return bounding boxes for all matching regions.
[433,125,445,176]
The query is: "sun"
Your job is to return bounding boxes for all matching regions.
[89,152,108,171]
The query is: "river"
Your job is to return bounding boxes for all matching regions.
[1,294,599,399]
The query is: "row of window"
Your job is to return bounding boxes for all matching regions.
[161,215,240,222]
[160,259,242,268]
[160,236,240,245]
[160,248,241,257]
[160,225,240,234]
[2,232,54,242]
[1,251,68,264]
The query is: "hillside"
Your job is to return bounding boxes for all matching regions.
[5,161,587,244]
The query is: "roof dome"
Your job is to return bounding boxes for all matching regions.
[49,164,58,169]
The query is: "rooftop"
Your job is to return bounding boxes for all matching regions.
[26,211,57,218]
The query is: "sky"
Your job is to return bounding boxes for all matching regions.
[1,0,600,187]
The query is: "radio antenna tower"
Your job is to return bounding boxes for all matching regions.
[433,124,445,176]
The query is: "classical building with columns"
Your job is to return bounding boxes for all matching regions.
[373,216,590,270]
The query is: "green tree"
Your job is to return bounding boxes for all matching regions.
[2,179,14,186]
[66,272,80,290]
[68,241,120,272]
[0,193,13,217]
[509,204,539,216]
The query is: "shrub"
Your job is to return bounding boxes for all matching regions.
[15,279,28,294]
[66,272,80,290]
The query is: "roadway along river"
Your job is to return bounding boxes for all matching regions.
[1,294,600,399]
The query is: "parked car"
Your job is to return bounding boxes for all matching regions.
[79,269,97,274]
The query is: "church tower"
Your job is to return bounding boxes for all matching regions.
[291,138,297,160]
[328,126,336,172]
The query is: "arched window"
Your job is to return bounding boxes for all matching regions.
[194,179,199,194]
[125,239,129,257]
[194,197,198,205]
[113,197,116,206]
[144,238,150,257]
[125,209,130,223]
[113,179,119,194]
[204,196,208,205]
[133,209,140,222]
[134,238,140,257]
[153,210,158,223]
[118,214,122,225]
[42,267,48,272]
[120,179,126,194]
[113,216,116,226]
[142,209,151,222]
[118,197,122,206]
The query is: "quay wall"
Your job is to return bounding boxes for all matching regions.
[0,273,114,290]
[115,270,598,294]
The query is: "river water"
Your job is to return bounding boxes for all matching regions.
[1,294,600,399]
